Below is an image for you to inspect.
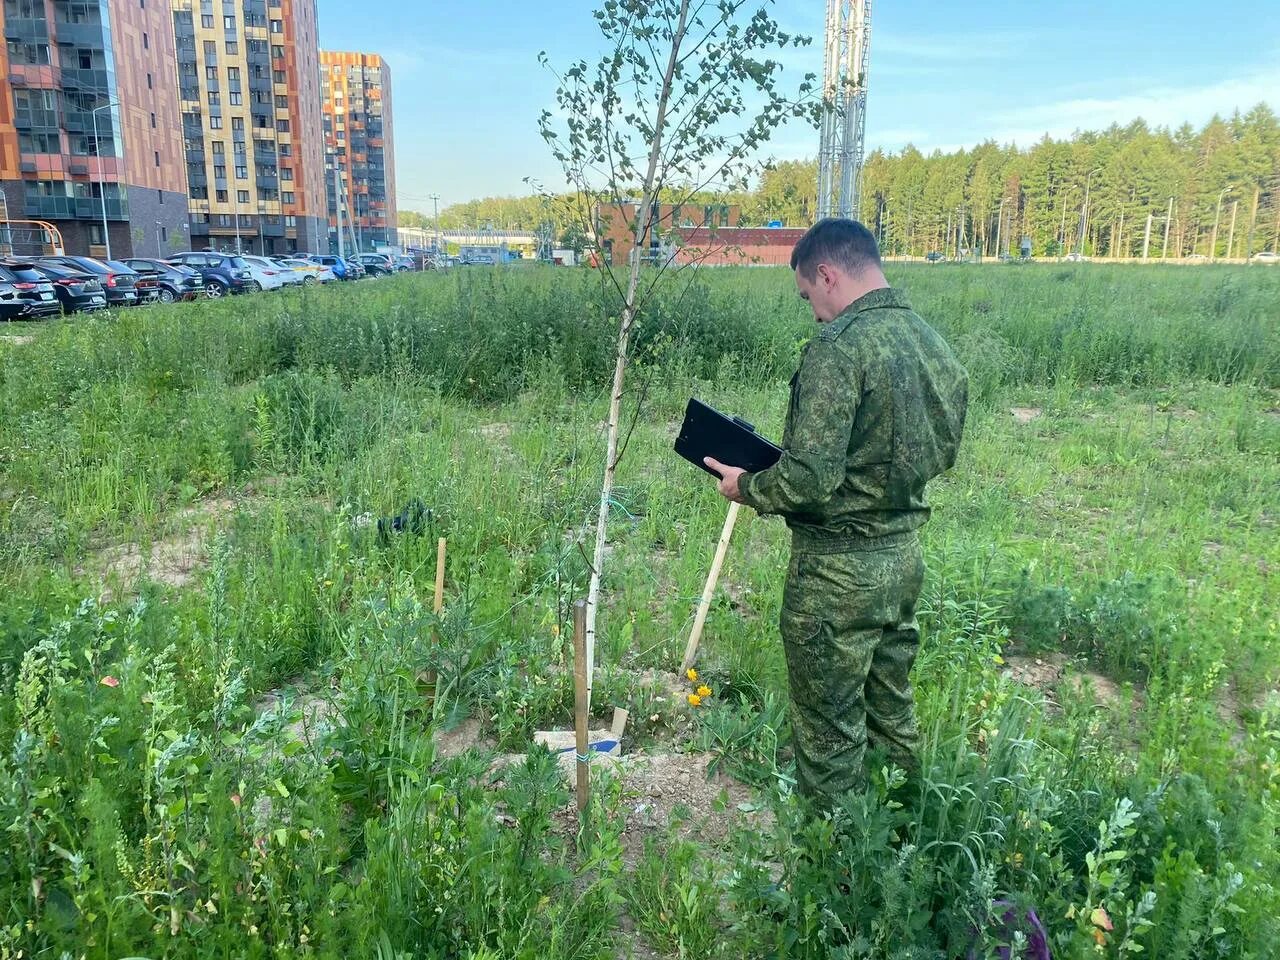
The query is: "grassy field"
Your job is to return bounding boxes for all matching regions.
[0,264,1277,958]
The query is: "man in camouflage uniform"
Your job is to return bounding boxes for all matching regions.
[705,218,968,806]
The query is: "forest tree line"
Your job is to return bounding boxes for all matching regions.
[401,105,1280,259]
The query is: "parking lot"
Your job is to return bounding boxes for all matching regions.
[0,250,425,325]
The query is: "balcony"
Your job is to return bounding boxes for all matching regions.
[52,20,106,47]
[23,194,127,220]
[62,109,112,135]
[4,17,49,42]
[60,67,110,91]
[256,174,278,190]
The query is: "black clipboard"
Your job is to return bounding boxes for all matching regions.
[674,398,782,478]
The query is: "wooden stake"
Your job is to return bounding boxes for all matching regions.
[680,501,740,674]
[572,600,590,813]
[424,538,447,711]
[433,537,447,613]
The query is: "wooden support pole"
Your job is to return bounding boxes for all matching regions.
[573,600,590,813]
[434,537,447,614]
[680,501,740,674]
[425,538,447,711]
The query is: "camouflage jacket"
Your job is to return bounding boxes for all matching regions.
[738,287,968,548]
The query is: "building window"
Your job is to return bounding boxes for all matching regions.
[143,32,149,49]
[211,141,225,156]
[206,65,217,80]
[210,116,223,129]
[235,165,247,178]
[270,19,282,33]
[232,117,244,132]
[213,164,226,178]
[237,190,249,203]
[226,40,238,54]
[223,15,235,29]
[161,226,167,241]
[273,69,286,83]
[282,191,295,203]
[88,223,104,245]
[147,72,152,89]
[216,189,227,202]
[281,167,293,181]
[227,66,240,82]
[276,119,289,132]
[285,216,296,227]
[158,190,163,203]
[204,40,216,57]
[208,92,220,106]
[275,95,289,108]
[271,45,284,58]
[150,112,156,128]
[154,151,160,167]
[279,144,291,156]
[229,92,242,105]
[201,14,213,27]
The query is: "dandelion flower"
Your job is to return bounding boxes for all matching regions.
[697,685,712,698]
[687,693,702,707]
[686,668,698,682]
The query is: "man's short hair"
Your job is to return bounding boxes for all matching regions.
[790,218,882,280]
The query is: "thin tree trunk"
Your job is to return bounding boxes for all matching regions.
[584,0,692,706]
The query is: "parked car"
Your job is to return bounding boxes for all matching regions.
[393,255,418,272]
[120,258,205,302]
[0,279,19,320]
[276,258,335,284]
[344,258,367,280]
[166,252,255,297]
[306,255,351,281]
[357,253,395,277]
[1249,250,1278,263]
[239,255,297,292]
[925,251,944,262]
[1185,253,1209,261]
[0,261,62,318]
[1064,252,1090,262]
[29,262,108,314]
[39,255,140,307]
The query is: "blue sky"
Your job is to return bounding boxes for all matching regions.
[317,1,1279,215]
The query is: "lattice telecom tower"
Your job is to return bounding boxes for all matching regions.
[817,0,873,220]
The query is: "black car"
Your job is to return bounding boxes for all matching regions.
[357,253,395,277]
[39,255,140,307]
[166,252,254,297]
[0,279,22,321]
[0,262,62,318]
[121,258,205,302]
[30,263,108,314]
[925,251,944,262]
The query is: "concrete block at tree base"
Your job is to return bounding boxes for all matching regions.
[533,729,623,784]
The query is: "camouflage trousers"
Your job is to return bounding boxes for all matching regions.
[779,532,925,804]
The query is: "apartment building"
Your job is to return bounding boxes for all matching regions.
[172,0,325,254]
[0,0,189,257]
[319,50,394,251]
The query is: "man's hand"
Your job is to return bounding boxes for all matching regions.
[704,457,748,504]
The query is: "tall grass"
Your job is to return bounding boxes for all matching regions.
[0,264,1277,957]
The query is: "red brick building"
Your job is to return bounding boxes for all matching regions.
[593,200,739,266]
[674,226,808,267]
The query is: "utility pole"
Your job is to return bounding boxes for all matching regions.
[1078,168,1101,257]
[1210,186,1230,261]
[1226,199,1239,260]
[994,196,1008,260]
[1161,197,1173,259]
[155,220,163,257]
[1142,211,1153,259]
[233,190,242,254]
[430,193,441,258]
[1245,186,1260,262]
[945,209,952,260]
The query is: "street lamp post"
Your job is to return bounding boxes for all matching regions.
[430,193,441,259]
[155,220,163,257]
[91,100,121,258]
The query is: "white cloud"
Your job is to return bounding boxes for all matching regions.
[982,65,1280,146]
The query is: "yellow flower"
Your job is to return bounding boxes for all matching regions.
[697,685,712,698]
[687,693,702,707]
[686,668,698,682]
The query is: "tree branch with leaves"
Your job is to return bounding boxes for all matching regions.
[537,0,819,704]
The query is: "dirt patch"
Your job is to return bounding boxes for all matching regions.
[435,717,491,758]
[475,422,513,441]
[1003,652,1131,709]
[254,680,339,749]
[538,750,768,870]
[1010,407,1043,424]
[78,497,240,598]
